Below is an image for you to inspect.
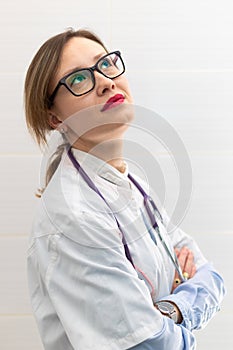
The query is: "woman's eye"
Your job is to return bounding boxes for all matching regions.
[100,59,112,70]
[69,73,86,86]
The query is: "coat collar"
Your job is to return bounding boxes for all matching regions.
[70,148,130,187]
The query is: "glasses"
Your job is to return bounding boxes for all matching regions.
[48,51,125,106]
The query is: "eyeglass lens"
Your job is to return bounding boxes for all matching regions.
[65,52,124,96]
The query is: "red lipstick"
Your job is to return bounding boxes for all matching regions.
[101,94,125,112]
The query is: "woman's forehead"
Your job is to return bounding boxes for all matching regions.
[58,37,107,77]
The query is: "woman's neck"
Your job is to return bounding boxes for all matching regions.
[107,158,127,173]
[73,137,126,173]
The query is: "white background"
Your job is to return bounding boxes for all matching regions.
[0,0,232,349]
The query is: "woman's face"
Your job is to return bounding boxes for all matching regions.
[49,37,134,148]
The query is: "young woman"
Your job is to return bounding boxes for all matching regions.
[25,28,225,350]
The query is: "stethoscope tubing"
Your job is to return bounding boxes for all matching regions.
[67,147,186,283]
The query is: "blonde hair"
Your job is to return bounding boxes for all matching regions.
[24,28,107,191]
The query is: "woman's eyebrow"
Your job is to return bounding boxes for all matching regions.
[61,51,107,77]
[93,51,107,61]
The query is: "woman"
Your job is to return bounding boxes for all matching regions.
[25,28,225,350]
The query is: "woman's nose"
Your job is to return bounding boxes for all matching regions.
[94,71,116,96]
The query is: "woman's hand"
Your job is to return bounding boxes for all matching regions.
[171,246,196,292]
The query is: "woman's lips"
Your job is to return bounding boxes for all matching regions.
[101,93,125,112]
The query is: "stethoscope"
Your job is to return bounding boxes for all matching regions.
[67,146,187,283]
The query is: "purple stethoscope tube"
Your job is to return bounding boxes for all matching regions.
[67,147,186,282]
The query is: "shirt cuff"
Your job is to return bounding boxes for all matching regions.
[157,294,193,330]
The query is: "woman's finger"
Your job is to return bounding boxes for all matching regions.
[182,250,195,278]
[176,246,189,271]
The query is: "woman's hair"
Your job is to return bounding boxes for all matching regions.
[24,28,107,193]
[24,27,107,146]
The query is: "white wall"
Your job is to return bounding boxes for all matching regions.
[0,0,232,348]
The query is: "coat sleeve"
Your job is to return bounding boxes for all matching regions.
[158,211,226,331]
[158,262,225,331]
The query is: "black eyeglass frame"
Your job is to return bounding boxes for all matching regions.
[48,50,125,106]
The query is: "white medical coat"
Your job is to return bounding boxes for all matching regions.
[27,149,225,349]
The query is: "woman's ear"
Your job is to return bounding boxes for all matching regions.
[48,112,62,129]
[48,112,68,133]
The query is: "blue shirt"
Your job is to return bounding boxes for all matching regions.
[27,149,225,350]
[128,263,225,349]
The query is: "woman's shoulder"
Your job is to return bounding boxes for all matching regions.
[30,159,120,247]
